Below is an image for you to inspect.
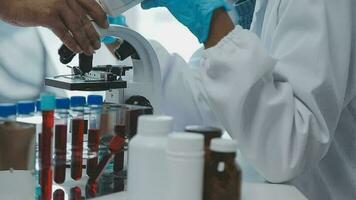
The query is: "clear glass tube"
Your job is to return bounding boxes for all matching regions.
[87,105,102,178]
[54,108,69,184]
[70,105,85,180]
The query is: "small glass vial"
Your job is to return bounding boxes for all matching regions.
[0,103,17,169]
[204,139,242,200]
[70,96,86,180]
[0,103,37,199]
[54,98,70,184]
[86,95,103,178]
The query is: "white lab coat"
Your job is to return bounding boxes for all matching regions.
[0,22,64,102]
[153,0,356,199]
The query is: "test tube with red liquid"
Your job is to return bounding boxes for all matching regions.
[53,189,65,200]
[54,98,70,184]
[70,96,86,180]
[70,186,83,200]
[40,93,56,200]
[113,125,126,175]
[86,95,103,178]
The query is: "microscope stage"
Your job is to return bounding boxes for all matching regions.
[45,76,127,91]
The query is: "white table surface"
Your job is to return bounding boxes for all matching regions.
[0,171,307,200]
[93,182,307,200]
[7,119,308,200]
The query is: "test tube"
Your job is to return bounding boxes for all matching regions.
[54,98,70,184]
[86,95,103,178]
[70,96,86,180]
[36,99,42,152]
[70,187,82,200]
[113,124,126,176]
[40,93,56,200]
[35,99,42,192]
[86,180,99,198]
[53,189,65,200]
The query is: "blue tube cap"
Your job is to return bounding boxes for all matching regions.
[0,103,17,118]
[87,95,103,106]
[70,96,86,107]
[17,101,35,115]
[40,93,56,111]
[108,15,127,27]
[36,100,41,112]
[56,98,70,109]
[102,15,127,44]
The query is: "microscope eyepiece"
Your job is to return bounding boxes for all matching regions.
[58,44,77,64]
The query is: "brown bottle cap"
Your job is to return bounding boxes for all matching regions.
[185,125,222,137]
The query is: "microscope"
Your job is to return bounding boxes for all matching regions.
[40,1,162,198]
[45,12,161,115]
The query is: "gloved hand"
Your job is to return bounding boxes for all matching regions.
[142,0,230,43]
[0,0,109,55]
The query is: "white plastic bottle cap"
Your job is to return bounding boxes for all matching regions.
[167,133,204,156]
[210,138,238,153]
[137,115,173,136]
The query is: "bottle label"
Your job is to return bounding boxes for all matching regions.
[217,162,225,172]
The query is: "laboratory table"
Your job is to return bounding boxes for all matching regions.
[1,117,308,200]
[93,182,308,200]
[0,163,307,200]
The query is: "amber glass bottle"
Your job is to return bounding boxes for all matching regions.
[204,139,241,200]
[185,126,222,162]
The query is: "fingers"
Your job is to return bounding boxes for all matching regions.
[51,19,82,53]
[59,5,94,55]
[77,0,109,29]
[66,0,101,50]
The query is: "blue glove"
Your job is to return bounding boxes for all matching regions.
[102,15,128,44]
[142,0,231,43]
[233,0,256,29]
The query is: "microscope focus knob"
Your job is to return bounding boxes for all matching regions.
[125,95,153,112]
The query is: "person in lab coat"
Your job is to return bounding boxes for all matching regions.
[0,21,60,103]
[0,0,108,55]
[142,0,356,199]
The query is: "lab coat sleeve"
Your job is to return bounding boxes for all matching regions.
[201,0,351,183]
[149,41,221,131]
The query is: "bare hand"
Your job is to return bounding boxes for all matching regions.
[0,0,109,54]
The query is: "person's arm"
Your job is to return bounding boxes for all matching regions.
[204,8,234,49]
[151,0,352,183]
[0,0,109,54]
[200,0,352,183]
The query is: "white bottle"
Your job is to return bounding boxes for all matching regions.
[166,133,205,200]
[127,115,173,200]
[99,0,144,16]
